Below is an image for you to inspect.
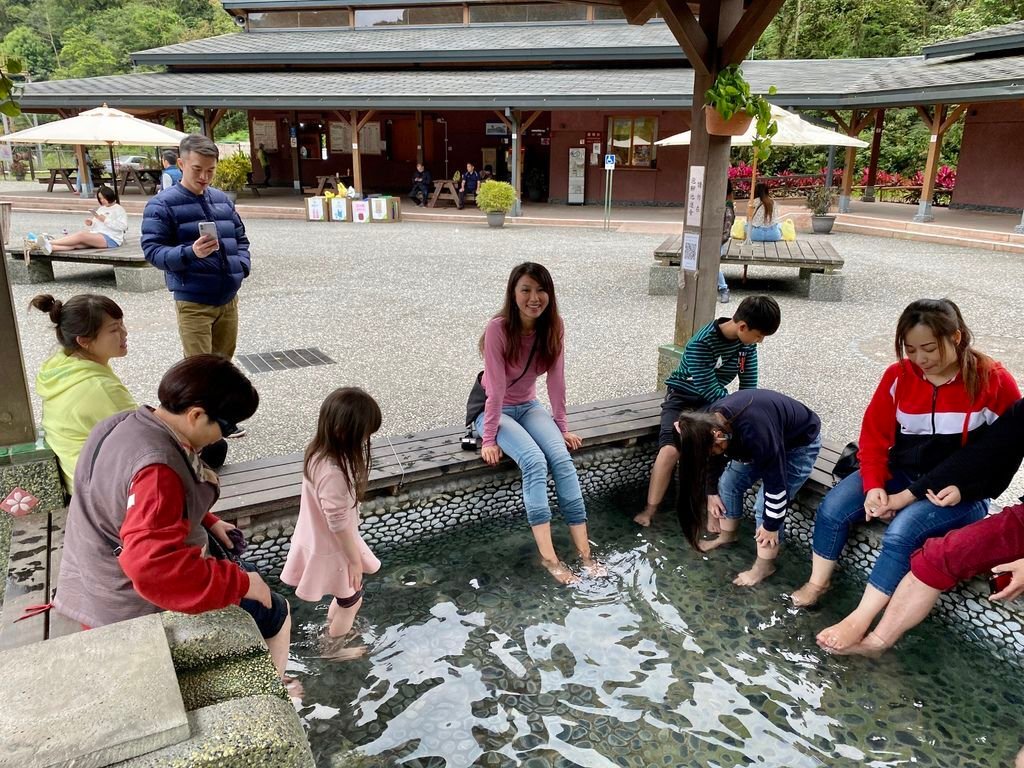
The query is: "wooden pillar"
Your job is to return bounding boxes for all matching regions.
[862,108,885,202]
[828,109,873,213]
[666,0,744,346]
[913,103,965,222]
[0,242,35,446]
[350,110,362,195]
[174,109,185,133]
[415,110,424,165]
[74,143,93,198]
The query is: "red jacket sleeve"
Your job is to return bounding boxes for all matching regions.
[119,465,249,614]
[858,363,901,492]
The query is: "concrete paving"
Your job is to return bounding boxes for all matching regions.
[8,209,1024,505]
[0,614,188,768]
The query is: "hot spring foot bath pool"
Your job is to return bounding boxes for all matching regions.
[270,491,1024,768]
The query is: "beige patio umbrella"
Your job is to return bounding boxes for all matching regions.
[1,104,188,194]
[656,105,869,223]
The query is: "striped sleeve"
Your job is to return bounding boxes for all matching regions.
[737,345,758,390]
[686,335,728,402]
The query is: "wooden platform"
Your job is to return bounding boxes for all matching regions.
[213,390,844,518]
[654,235,844,274]
[6,242,163,292]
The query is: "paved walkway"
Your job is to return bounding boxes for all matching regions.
[9,207,1023,505]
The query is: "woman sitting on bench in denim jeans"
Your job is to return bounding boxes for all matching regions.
[474,262,603,584]
[39,185,127,254]
[749,182,782,242]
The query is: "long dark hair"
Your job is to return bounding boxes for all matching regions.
[30,293,123,354]
[674,410,730,550]
[754,182,773,220]
[304,387,382,504]
[479,261,563,370]
[895,298,991,401]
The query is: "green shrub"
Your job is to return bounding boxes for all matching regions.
[212,151,251,192]
[475,180,516,214]
[805,185,836,216]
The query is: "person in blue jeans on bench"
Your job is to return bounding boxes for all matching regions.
[749,182,782,242]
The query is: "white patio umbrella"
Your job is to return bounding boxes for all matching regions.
[1,104,188,194]
[656,105,869,224]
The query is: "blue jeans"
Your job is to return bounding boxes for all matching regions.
[719,435,821,542]
[475,400,586,527]
[750,223,782,241]
[812,469,988,595]
[718,243,728,291]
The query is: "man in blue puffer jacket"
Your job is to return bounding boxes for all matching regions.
[142,134,251,360]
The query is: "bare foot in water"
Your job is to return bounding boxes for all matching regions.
[581,558,608,578]
[283,675,305,699]
[698,530,737,552]
[817,614,872,652]
[542,558,579,585]
[790,580,830,608]
[633,507,655,527]
[833,631,890,657]
[733,558,776,586]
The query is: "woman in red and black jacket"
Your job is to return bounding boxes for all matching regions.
[790,299,1019,652]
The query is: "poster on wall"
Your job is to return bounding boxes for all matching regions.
[329,122,382,155]
[567,147,585,205]
[252,120,278,151]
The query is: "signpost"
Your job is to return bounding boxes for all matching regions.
[603,153,616,231]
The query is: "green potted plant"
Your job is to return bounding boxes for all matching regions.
[11,157,26,181]
[475,180,517,227]
[704,65,778,162]
[805,185,837,234]
[212,151,252,200]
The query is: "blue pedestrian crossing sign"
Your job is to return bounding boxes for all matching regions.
[604,154,616,170]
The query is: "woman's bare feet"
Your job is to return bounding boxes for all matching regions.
[817,613,872,652]
[581,557,608,578]
[733,557,776,586]
[633,506,656,527]
[833,631,891,657]
[542,558,579,585]
[698,530,737,552]
[791,580,831,608]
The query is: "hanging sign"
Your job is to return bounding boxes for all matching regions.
[686,165,705,224]
[682,232,700,271]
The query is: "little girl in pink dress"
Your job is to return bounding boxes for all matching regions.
[281,387,382,637]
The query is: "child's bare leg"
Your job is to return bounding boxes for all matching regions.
[266,607,291,678]
[733,542,778,586]
[328,597,362,638]
[531,522,577,584]
[699,517,739,552]
[635,445,678,526]
[792,554,837,607]
[817,585,889,651]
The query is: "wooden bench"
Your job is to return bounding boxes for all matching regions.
[6,242,164,293]
[212,390,844,519]
[651,235,846,301]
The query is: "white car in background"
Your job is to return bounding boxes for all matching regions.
[103,154,150,173]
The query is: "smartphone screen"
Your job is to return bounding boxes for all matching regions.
[198,221,218,241]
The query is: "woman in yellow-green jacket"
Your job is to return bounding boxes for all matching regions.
[31,294,136,493]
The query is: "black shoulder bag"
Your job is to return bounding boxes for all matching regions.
[462,335,539,448]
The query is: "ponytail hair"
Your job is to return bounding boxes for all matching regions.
[29,293,123,354]
[895,298,992,401]
[674,410,728,550]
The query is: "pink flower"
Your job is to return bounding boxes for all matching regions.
[2,488,40,517]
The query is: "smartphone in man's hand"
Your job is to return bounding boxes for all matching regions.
[197,221,218,242]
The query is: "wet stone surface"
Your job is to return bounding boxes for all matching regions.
[263,490,1024,768]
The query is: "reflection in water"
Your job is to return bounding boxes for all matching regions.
[281,496,1024,767]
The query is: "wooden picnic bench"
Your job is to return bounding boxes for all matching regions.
[5,241,164,292]
[117,166,162,196]
[39,168,114,193]
[306,174,354,196]
[212,391,845,519]
[650,235,846,301]
[428,179,474,208]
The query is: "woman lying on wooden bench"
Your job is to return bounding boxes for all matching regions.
[38,185,128,254]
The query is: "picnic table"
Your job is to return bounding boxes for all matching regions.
[40,167,77,193]
[308,174,354,196]
[118,167,162,196]
[428,179,470,208]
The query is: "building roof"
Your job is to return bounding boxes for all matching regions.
[132,22,685,66]
[923,20,1024,60]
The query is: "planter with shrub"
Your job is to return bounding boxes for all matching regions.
[805,185,837,234]
[475,180,517,227]
[212,151,252,200]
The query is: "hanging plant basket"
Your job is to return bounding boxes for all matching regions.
[705,107,753,137]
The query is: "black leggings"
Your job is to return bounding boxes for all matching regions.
[334,588,364,609]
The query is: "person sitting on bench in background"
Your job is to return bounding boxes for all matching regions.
[749,182,782,242]
[457,162,480,209]
[39,185,127,254]
[410,163,432,207]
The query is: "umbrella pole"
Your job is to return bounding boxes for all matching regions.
[108,145,116,189]
[745,154,759,243]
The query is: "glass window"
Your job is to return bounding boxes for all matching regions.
[248,11,299,29]
[470,5,530,23]
[527,4,587,21]
[607,116,658,167]
[593,6,625,19]
[354,9,406,26]
[407,6,463,24]
[298,10,351,27]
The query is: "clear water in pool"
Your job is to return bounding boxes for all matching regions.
[275,490,1024,767]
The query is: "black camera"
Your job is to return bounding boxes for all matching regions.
[460,428,480,451]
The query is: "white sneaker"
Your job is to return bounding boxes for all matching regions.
[40,238,52,255]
